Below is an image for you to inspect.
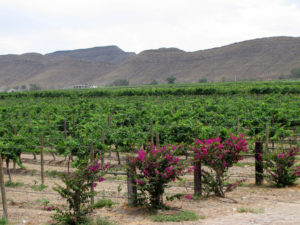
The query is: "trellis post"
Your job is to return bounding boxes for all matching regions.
[0,153,8,220]
[194,154,202,196]
[126,156,137,207]
[64,119,67,138]
[90,141,95,205]
[265,124,269,152]
[255,141,264,185]
[150,122,154,144]
[101,129,105,167]
[40,135,45,185]
[156,132,160,148]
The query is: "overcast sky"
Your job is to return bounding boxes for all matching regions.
[1,0,300,54]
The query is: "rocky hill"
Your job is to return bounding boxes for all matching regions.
[1,36,300,89]
[46,45,135,64]
[100,37,300,84]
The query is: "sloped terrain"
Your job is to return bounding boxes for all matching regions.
[1,36,300,88]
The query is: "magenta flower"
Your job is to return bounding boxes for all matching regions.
[99,177,105,183]
[137,149,147,161]
[102,162,111,171]
[184,194,192,200]
[222,161,227,168]
[137,179,145,185]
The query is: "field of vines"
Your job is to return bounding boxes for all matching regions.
[0,80,300,225]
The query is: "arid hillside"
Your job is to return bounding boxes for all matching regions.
[1,36,300,88]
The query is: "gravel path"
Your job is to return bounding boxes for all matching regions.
[200,200,300,225]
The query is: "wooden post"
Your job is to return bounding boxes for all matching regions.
[90,141,95,205]
[0,153,8,220]
[47,112,50,124]
[216,128,220,137]
[194,154,202,196]
[101,130,105,144]
[72,113,75,136]
[237,117,240,134]
[108,114,112,128]
[126,156,137,207]
[116,151,121,165]
[12,125,16,135]
[67,156,70,174]
[101,130,105,167]
[185,148,188,160]
[265,124,269,152]
[90,141,95,163]
[9,113,12,126]
[29,116,31,129]
[64,119,67,138]
[195,119,199,134]
[150,122,154,144]
[40,135,45,185]
[156,132,159,148]
[255,141,264,185]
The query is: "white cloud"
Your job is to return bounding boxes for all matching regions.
[0,0,299,54]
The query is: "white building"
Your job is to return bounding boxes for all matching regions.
[73,84,97,89]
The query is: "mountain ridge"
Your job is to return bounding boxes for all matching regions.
[1,36,300,89]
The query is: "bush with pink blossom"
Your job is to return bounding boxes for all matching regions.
[129,144,187,209]
[192,134,248,197]
[52,160,110,224]
[264,147,300,188]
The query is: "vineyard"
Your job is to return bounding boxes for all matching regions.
[0,80,300,224]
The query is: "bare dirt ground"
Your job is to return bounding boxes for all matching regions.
[2,153,300,225]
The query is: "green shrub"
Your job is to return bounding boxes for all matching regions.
[5,181,24,187]
[111,79,129,86]
[30,184,48,191]
[150,80,158,85]
[166,76,176,84]
[92,199,117,209]
[264,147,300,187]
[0,218,8,225]
[237,207,264,214]
[149,210,201,222]
[92,217,116,225]
[52,160,110,225]
[198,78,208,83]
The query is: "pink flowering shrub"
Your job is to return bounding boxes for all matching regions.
[52,160,110,225]
[192,134,248,197]
[264,147,300,188]
[42,199,56,211]
[130,144,186,209]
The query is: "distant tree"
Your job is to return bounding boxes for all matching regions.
[150,80,158,85]
[21,85,27,90]
[14,86,19,90]
[278,74,287,80]
[166,76,176,84]
[29,83,42,91]
[111,79,129,86]
[290,68,300,78]
[198,78,208,83]
[221,76,226,82]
